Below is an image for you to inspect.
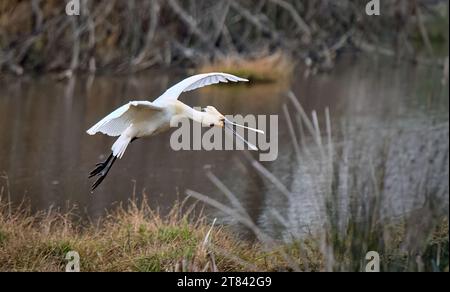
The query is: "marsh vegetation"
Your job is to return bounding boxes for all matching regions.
[0,195,447,272]
[0,0,448,272]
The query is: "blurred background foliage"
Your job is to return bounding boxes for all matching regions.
[0,0,448,75]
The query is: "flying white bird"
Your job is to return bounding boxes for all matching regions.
[86,72,264,190]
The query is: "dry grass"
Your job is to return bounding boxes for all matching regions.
[198,51,295,83]
[0,197,316,272]
[0,193,447,271]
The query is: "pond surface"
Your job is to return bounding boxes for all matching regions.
[0,55,448,237]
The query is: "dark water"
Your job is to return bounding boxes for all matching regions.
[0,56,448,235]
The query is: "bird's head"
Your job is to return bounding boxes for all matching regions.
[201,106,225,128]
[201,105,264,151]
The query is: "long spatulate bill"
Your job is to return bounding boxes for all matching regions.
[225,124,258,151]
[225,118,265,134]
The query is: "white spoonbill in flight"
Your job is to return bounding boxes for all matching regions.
[87,72,264,190]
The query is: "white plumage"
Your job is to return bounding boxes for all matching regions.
[154,72,247,102]
[87,73,248,138]
[86,101,163,137]
[86,72,252,190]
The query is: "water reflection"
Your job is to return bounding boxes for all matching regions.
[0,56,448,238]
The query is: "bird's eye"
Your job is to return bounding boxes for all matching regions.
[210,123,214,127]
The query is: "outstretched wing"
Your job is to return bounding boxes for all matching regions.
[154,72,248,103]
[86,101,163,137]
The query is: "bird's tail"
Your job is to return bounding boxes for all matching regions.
[112,135,132,159]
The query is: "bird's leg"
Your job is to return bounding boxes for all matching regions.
[91,155,117,191]
[89,152,113,178]
[90,137,138,191]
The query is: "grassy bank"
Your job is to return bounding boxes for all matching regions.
[0,196,447,272]
[0,198,301,272]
